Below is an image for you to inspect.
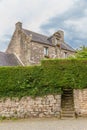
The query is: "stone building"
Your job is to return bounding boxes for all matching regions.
[0,22,75,66]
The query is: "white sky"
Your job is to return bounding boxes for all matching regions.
[0,0,87,51]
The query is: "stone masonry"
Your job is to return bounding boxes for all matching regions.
[0,89,87,118]
[0,95,61,118]
[74,89,87,117]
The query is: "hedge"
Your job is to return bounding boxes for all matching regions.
[41,59,87,89]
[0,66,44,98]
[0,59,87,98]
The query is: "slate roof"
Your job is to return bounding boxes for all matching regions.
[61,42,75,52]
[23,29,75,52]
[0,52,22,66]
[23,29,52,45]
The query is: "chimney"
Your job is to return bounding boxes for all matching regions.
[15,22,22,30]
[53,30,64,43]
[57,30,64,42]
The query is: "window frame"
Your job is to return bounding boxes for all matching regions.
[44,46,48,56]
[64,52,68,58]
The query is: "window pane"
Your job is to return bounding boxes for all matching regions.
[44,47,48,55]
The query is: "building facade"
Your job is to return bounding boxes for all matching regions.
[5,22,75,66]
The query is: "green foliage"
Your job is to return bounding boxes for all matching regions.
[41,59,87,89]
[75,46,87,59]
[0,59,87,98]
[0,66,44,98]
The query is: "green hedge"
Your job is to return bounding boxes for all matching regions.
[0,59,87,98]
[41,59,87,89]
[0,66,44,98]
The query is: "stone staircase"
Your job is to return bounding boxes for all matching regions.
[61,89,75,119]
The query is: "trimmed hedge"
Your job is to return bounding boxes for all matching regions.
[0,59,87,98]
[0,66,44,98]
[42,59,87,89]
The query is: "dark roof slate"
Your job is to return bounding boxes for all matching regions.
[23,29,75,52]
[61,42,75,52]
[23,29,53,45]
[0,52,21,66]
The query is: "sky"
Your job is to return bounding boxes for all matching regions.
[0,0,87,51]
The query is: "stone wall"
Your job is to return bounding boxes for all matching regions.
[1,89,87,118]
[0,95,61,118]
[6,29,31,66]
[74,89,87,117]
[30,42,75,65]
[30,42,56,65]
[60,49,75,59]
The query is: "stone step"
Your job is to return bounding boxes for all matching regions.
[62,106,74,109]
[62,98,74,101]
[62,96,73,98]
[62,97,73,99]
[61,110,74,114]
[61,116,75,119]
[61,113,75,118]
[62,91,73,93]
[63,91,73,94]
[62,108,74,111]
[62,99,73,102]
[62,93,73,95]
[62,103,74,105]
[62,97,73,100]
[61,113,75,116]
[62,101,73,104]
[62,99,73,101]
[63,88,73,90]
[63,93,73,95]
[62,107,74,110]
[62,104,74,107]
[61,89,74,119]
[62,94,73,97]
[62,102,74,106]
[62,106,74,108]
[62,103,74,107]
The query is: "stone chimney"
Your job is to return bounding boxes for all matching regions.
[15,22,22,30]
[53,30,64,43]
[57,30,64,42]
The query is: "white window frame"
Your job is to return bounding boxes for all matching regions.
[44,47,48,56]
[64,52,68,58]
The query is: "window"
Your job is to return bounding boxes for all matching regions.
[44,47,48,56]
[64,52,68,58]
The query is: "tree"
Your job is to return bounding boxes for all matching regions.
[75,46,87,59]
